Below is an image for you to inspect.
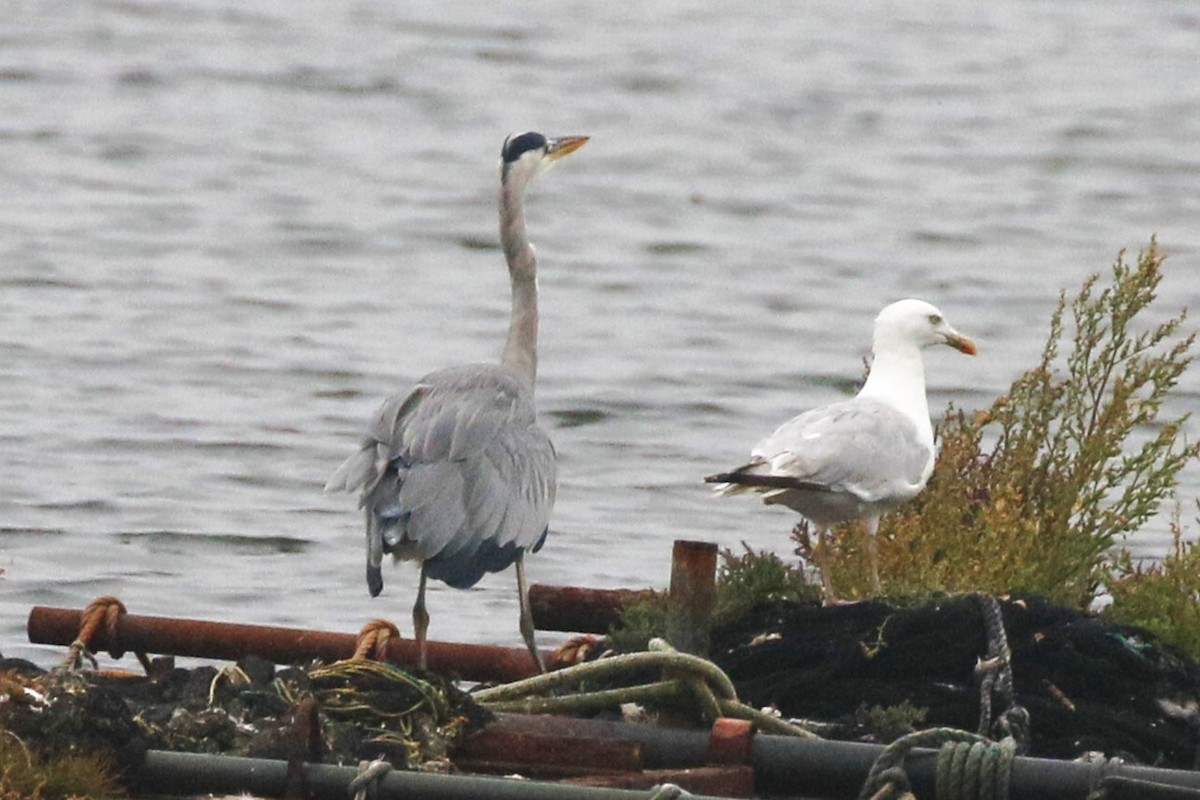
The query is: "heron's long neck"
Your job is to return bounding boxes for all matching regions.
[499,175,539,387]
[858,341,933,444]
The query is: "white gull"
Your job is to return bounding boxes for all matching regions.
[705,298,977,600]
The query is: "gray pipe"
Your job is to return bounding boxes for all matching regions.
[134,720,1200,800]
[134,750,734,800]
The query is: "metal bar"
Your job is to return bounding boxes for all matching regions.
[529,584,658,633]
[750,732,1200,800]
[666,540,718,656]
[133,750,737,800]
[566,766,755,797]
[26,606,544,683]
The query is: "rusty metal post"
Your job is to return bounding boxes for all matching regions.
[665,540,718,657]
[26,606,544,684]
[707,718,755,766]
[529,585,659,634]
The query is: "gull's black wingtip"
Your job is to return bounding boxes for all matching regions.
[703,472,834,493]
[367,565,384,597]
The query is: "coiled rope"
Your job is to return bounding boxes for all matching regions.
[858,728,1018,800]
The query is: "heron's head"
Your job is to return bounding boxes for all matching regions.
[875,298,977,355]
[500,131,589,188]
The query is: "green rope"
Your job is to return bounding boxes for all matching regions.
[473,638,817,739]
[934,737,1016,800]
[859,728,1017,800]
[473,648,736,704]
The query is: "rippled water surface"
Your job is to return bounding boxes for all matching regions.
[3,1,1200,663]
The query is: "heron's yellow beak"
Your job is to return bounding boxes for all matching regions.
[546,135,589,161]
[946,332,978,356]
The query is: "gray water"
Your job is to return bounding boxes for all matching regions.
[2,1,1199,665]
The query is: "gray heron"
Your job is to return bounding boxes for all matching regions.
[326,131,588,671]
[705,299,976,600]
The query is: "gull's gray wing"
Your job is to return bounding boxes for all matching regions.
[716,397,933,504]
[326,363,556,592]
[754,398,932,500]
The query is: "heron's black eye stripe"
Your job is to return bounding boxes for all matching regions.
[502,132,547,163]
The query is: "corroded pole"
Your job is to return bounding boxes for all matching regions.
[666,540,719,657]
[26,605,544,683]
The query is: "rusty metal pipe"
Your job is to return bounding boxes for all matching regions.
[529,584,658,633]
[26,606,544,683]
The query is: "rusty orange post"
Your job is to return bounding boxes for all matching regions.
[666,540,718,657]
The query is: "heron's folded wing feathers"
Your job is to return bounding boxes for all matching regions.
[333,364,556,563]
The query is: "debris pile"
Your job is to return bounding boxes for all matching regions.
[0,653,490,797]
[712,594,1200,767]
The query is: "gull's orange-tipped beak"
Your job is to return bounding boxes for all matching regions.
[546,135,589,161]
[947,332,978,356]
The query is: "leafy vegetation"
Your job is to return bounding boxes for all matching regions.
[713,543,819,624]
[1106,507,1200,657]
[605,592,671,653]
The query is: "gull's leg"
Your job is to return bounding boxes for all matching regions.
[817,527,836,605]
[516,553,547,673]
[866,517,882,594]
[413,565,430,671]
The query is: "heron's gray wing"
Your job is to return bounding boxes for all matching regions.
[327,363,556,583]
[749,398,932,502]
[326,364,533,497]
[400,422,556,559]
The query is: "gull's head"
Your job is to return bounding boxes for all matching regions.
[500,131,589,189]
[875,298,977,356]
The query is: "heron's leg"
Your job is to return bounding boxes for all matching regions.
[413,566,430,671]
[865,517,882,594]
[515,553,546,673]
[817,528,836,605]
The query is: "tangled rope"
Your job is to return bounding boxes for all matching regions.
[971,594,1029,751]
[473,639,816,739]
[858,597,1037,800]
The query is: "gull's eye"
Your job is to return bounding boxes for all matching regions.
[928,314,943,325]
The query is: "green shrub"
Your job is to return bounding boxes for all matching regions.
[1106,507,1200,658]
[797,240,1198,610]
[714,543,819,624]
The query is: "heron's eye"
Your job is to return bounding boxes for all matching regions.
[928,314,943,325]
